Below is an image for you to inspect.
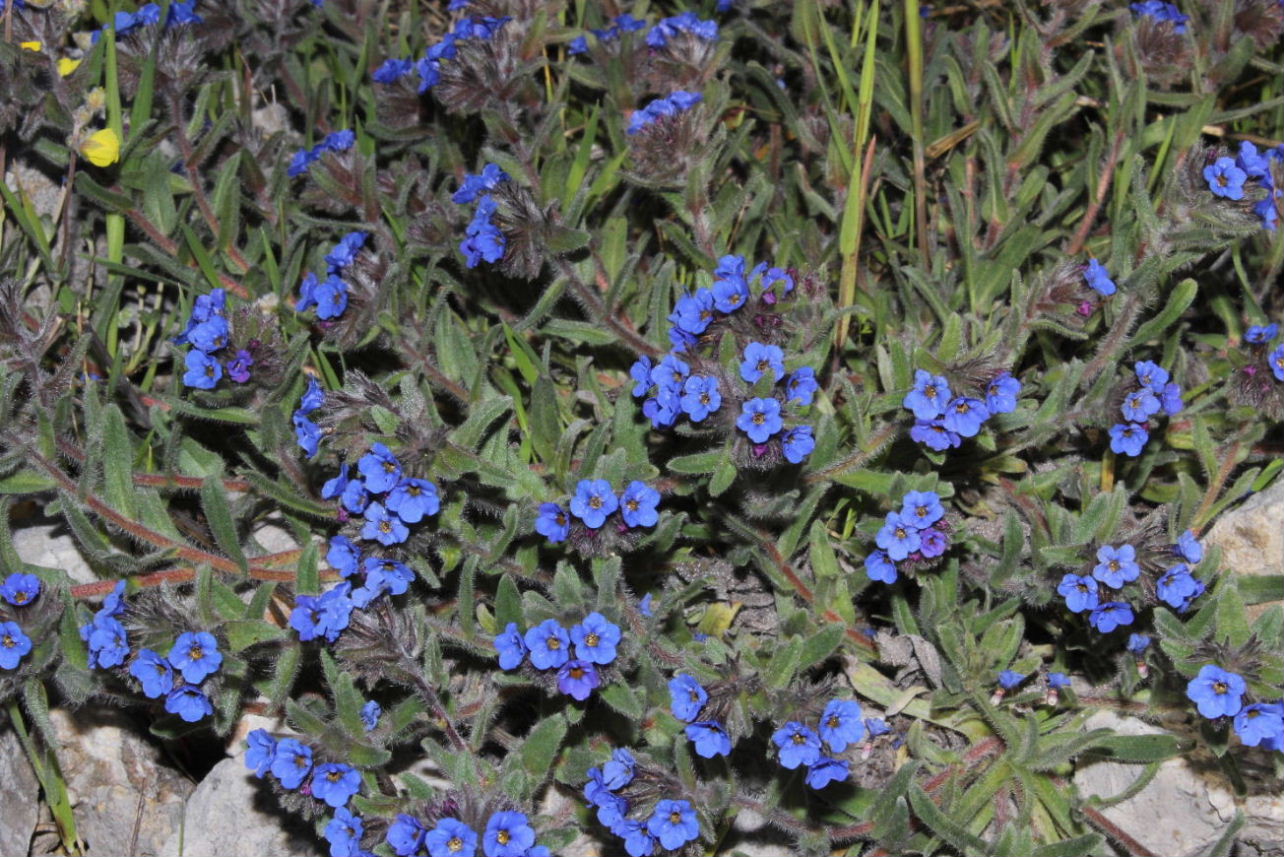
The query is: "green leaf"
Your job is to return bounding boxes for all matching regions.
[709,458,737,497]
[201,475,247,575]
[666,450,723,475]
[223,619,287,652]
[599,683,645,720]
[1239,575,1284,606]
[1087,733,1182,763]
[808,521,840,579]
[495,574,522,629]
[908,783,988,854]
[519,712,568,778]
[101,405,137,518]
[764,635,802,689]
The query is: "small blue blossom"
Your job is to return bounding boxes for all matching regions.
[686,721,732,758]
[1083,259,1117,296]
[642,387,681,429]
[900,491,945,530]
[1,573,41,606]
[1127,633,1151,655]
[386,815,426,857]
[1131,1,1189,32]
[1121,389,1161,422]
[1234,702,1284,749]
[1156,564,1201,609]
[619,481,660,528]
[385,478,440,524]
[452,163,509,204]
[84,615,129,669]
[737,398,783,443]
[866,718,891,736]
[325,808,364,857]
[602,748,636,790]
[1109,422,1149,457]
[1134,360,1170,393]
[998,670,1026,690]
[1245,323,1280,344]
[941,396,990,437]
[1093,544,1140,589]
[919,528,949,557]
[361,502,410,546]
[361,557,415,598]
[1048,672,1072,689]
[819,699,864,752]
[876,512,922,562]
[226,350,253,383]
[293,413,321,458]
[312,274,350,320]
[1270,344,1284,382]
[324,231,368,273]
[340,478,369,515]
[1176,529,1203,564]
[524,619,571,670]
[169,631,223,684]
[245,729,276,778]
[903,370,952,420]
[1057,574,1099,613]
[785,367,819,405]
[129,649,174,698]
[668,674,708,721]
[460,196,506,267]
[312,763,362,809]
[373,57,414,83]
[570,479,619,529]
[1205,156,1248,200]
[483,811,536,857]
[773,722,822,769]
[671,289,717,335]
[357,443,401,493]
[558,659,602,701]
[865,551,898,584]
[651,354,691,392]
[805,757,849,789]
[494,622,527,670]
[645,799,700,850]
[680,375,721,422]
[425,818,477,857]
[0,621,33,670]
[740,342,786,384]
[326,535,361,577]
[361,700,381,731]
[621,820,656,857]
[535,503,571,543]
[1186,665,1247,719]
[164,686,213,722]
[627,92,704,134]
[183,349,222,389]
[639,593,654,617]
[1160,382,1184,415]
[1088,601,1135,633]
[321,130,355,152]
[187,316,229,353]
[782,425,815,464]
[646,12,719,48]
[910,419,962,451]
[985,373,1021,414]
[571,612,621,665]
[568,35,588,54]
[630,357,653,397]
[712,270,749,313]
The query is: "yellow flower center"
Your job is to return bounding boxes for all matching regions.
[669,811,683,825]
[1108,561,1120,572]
[13,592,29,604]
[1213,681,1227,694]
[379,521,392,534]
[791,732,807,744]
[586,633,600,647]
[190,645,203,661]
[569,666,585,679]
[497,831,511,845]
[547,637,561,650]
[752,413,764,425]
[327,769,343,782]
[827,715,840,729]
[589,495,602,509]
[2,634,13,648]
[448,836,463,852]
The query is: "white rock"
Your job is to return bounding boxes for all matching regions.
[0,726,40,857]
[1204,480,1284,619]
[13,522,95,585]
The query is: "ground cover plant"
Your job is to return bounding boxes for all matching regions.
[0,0,1282,854]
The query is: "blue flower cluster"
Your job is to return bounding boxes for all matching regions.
[1108,360,1183,457]
[771,698,864,790]
[0,573,41,671]
[667,674,732,758]
[246,730,366,823]
[1130,1,1188,32]
[297,231,367,321]
[568,12,646,54]
[535,479,660,542]
[646,12,719,48]
[387,810,549,857]
[1185,666,1283,752]
[177,288,252,390]
[1244,323,1284,382]
[129,631,222,722]
[81,581,130,670]
[584,748,700,856]
[864,491,951,584]
[454,164,509,268]
[626,92,703,135]
[90,0,201,42]
[371,14,509,92]
[904,369,1020,451]
[1082,258,1116,297]
[288,130,355,178]
[495,612,620,701]
[1204,141,1283,229]
[292,378,325,457]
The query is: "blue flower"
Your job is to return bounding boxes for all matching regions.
[325,808,364,857]
[998,670,1026,690]
[183,349,222,389]
[288,147,320,177]
[645,799,700,850]
[425,818,477,857]
[773,722,822,769]
[326,535,361,578]
[1270,344,1284,382]
[1126,633,1151,655]
[227,350,253,383]
[670,289,716,335]
[311,764,361,810]
[1057,574,1099,613]
[535,503,570,542]
[941,396,990,437]
[903,369,952,419]
[1234,703,1284,749]
[805,757,849,789]
[169,631,223,684]
[187,316,229,353]
[494,622,526,670]
[373,57,414,83]
[639,593,654,617]
[293,413,321,458]
[557,659,601,701]
[740,342,785,384]
[876,512,922,561]
[819,699,865,752]
[642,387,681,429]
[361,557,415,597]
[1245,323,1280,344]
[866,550,900,584]
[1134,360,1170,393]
[650,354,690,392]
[452,164,509,204]
[668,325,697,353]
[630,357,653,397]
[1092,544,1140,589]
[571,612,621,664]
[782,425,815,464]
[165,686,213,722]
[1108,423,1149,457]
[1121,389,1160,422]
[619,481,660,528]
[600,748,636,790]
[1205,156,1248,200]
[461,196,506,267]
[357,442,401,493]
[524,619,571,670]
[340,478,369,514]
[483,811,535,857]
[899,491,944,530]
[712,271,749,313]
[361,502,410,546]
[1175,529,1203,564]
[668,674,708,721]
[325,231,368,273]
[386,478,440,524]
[1,573,41,606]
[290,585,354,642]
[84,615,129,669]
[686,721,732,758]
[568,35,588,54]
[910,419,962,451]
[313,274,350,320]
[646,12,719,48]
[0,621,33,670]
[1048,672,1071,689]
[785,367,819,405]
[245,729,276,778]
[271,738,314,789]
[1160,382,1184,415]
[621,821,656,857]
[570,479,619,529]
[1083,259,1117,296]
[919,528,949,557]
[386,815,427,857]
[866,717,891,736]
[361,700,381,731]
[1088,601,1134,633]
[626,92,704,134]
[1156,564,1201,608]
[737,398,783,443]
[129,649,174,698]
[1186,665,1246,719]
[680,375,721,422]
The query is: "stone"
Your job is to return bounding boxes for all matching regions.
[47,707,193,856]
[0,726,40,857]
[12,521,95,585]
[1204,480,1284,620]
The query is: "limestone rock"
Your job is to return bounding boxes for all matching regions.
[12,522,95,585]
[1204,480,1284,619]
[0,726,40,857]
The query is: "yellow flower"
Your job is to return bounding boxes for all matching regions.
[58,58,82,77]
[20,41,43,52]
[81,128,121,167]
